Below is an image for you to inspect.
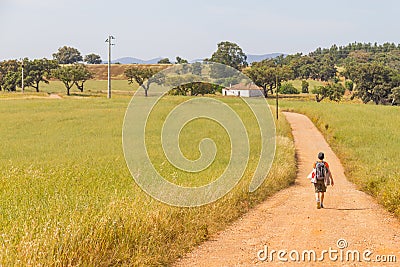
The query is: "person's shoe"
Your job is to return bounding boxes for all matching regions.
[320,203,324,208]
[317,201,321,209]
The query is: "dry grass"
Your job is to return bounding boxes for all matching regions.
[0,95,296,266]
[86,64,172,80]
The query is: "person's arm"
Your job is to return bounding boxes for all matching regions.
[326,162,334,186]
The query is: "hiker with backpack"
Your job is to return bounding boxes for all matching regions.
[310,152,334,209]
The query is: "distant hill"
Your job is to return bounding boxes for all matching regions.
[191,53,286,64]
[105,53,285,64]
[190,58,205,63]
[246,53,286,64]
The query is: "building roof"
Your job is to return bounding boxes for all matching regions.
[224,83,261,90]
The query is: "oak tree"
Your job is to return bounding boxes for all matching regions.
[84,53,102,64]
[124,67,158,96]
[208,41,248,70]
[53,46,83,64]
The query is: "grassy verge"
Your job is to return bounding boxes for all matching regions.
[278,99,400,217]
[0,95,295,266]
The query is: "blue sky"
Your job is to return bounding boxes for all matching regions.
[1,0,400,61]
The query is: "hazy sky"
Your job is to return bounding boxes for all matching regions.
[1,0,400,61]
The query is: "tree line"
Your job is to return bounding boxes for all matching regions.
[0,46,97,95]
[123,41,345,102]
[123,41,400,104]
[2,42,400,104]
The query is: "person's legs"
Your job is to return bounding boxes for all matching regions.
[315,192,321,209]
[314,182,324,209]
[320,192,325,208]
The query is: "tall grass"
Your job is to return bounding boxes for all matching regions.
[0,95,295,265]
[278,99,400,216]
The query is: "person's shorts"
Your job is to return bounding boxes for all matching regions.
[314,179,326,193]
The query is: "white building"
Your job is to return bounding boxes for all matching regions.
[222,83,264,97]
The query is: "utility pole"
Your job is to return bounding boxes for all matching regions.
[106,35,115,99]
[21,59,24,93]
[276,73,278,120]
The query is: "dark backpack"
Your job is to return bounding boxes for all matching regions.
[315,161,327,180]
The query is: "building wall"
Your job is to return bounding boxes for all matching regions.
[222,89,263,97]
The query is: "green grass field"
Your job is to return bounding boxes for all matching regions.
[2,78,324,97]
[2,82,399,265]
[0,94,296,265]
[278,99,400,216]
[288,79,325,92]
[0,80,136,97]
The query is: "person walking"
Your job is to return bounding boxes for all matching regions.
[312,152,334,209]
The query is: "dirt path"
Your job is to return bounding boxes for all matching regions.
[175,112,400,266]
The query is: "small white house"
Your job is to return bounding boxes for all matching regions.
[222,83,264,97]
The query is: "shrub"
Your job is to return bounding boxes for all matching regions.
[345,80,354,91]
[279,82,299,94]
[301,80,309,93]
[311,83,345,102]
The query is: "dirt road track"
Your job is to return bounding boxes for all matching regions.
[174,112,400,266]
